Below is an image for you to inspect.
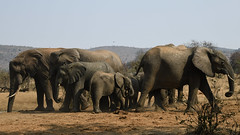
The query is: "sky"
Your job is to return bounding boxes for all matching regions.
[0,0,240,49]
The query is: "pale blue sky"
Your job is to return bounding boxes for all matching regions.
[0,0,239,49]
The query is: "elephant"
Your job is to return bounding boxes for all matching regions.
[54,61,115,112]
[7,48,63,112]
[90,71,134,113]
[125,72,144,110]
[49,48,124,110]
[135,44,235,112]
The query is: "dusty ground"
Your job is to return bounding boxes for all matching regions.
[0,76,240,135]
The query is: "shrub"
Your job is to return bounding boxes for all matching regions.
[230,51,240,74]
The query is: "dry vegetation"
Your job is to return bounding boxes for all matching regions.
[0,74,239,134]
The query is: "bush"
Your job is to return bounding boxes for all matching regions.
[0,70,9,88]
[187,40,216,50]
[230,51,240,74]
[125,49,145,74]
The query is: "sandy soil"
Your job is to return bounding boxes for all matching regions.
[0,76,239,135]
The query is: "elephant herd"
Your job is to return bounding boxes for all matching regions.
[7,44,235,113]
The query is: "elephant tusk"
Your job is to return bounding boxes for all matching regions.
[227,74,235,82]
[7,87,20,98]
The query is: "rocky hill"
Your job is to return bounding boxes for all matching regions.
[0,44,237,71]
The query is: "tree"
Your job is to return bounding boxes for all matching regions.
[230,51,240,74]
[187,40,216,50]
[125,49,145,73]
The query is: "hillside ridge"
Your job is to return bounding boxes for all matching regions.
[0,44,237,71]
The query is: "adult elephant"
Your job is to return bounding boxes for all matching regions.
[49,48,123,111]
[54,62,115,112]
[7,48,63,112]
[49,48,123,74]
[135,44,235,112]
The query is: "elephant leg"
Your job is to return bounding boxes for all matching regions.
[199,76,218,111]
[34,80,45,111]
[72,80,85,112]
[100,96,110,112]
[73,90,81,112]
[109,95,117,111]
[125,97,129,110]
[79,91,90,110]
[132,91,139,109]
[92,92,102,113]
[148,92,154,107]
[168,89,176,105]
[136,73,156,112]
[154,89,167,111]
[117,94,125,110]
[177,87,184,103]
[59,86,72,112]
[42,80,55,111]
[186,84,199,112]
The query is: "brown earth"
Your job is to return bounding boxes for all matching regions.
[0,76,240,135]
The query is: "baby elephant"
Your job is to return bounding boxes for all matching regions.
[90,71,135,113]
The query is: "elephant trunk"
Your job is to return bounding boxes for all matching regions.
[7,74,22,112]
[225,65,235,97]
[120,85,127,98]
[53,71,63,103]
[129,86,134,97]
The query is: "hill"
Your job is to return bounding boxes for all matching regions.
[0,44,237,71]
[0,45,33,71]
[89,46,149,63]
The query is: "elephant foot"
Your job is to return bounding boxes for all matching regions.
[184,107,195,113]
[177,99,184,103]
[135,107,146,112]
[72,108,81,112]
[45,106,55,112]
[81,102,90,110]
[35,106,45,111]
[94,108,102,113]
[59,107,70,112]
[155,105,168,112]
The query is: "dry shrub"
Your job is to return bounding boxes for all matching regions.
[177,102,239,135]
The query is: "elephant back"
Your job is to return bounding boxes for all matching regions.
[80,62,115,90]
[77,49,123,72]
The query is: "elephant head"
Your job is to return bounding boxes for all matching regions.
[8,49,49,112]
[114,72,135,98]
[192,47,235,97]
[53,62,87,103]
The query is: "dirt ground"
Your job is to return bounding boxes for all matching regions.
[0,76,240,135]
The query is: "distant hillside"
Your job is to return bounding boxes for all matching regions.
[89,46,150,63]
[0,45,33,71]
[0,44,237,71]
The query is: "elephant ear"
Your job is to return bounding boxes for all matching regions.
[192,47,214,77]
[114,72,124,88]
[28,49,49,78]
[68,65,87,84]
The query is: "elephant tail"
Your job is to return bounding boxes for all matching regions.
[135,59,144,76]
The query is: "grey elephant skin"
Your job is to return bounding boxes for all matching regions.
[54,62,115,112]
[125,72,144,110]
[90,71,134,113]
[8,48,63,112]
[49,48,123,110]
[135,44,235,112]
[49,48,123,75]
